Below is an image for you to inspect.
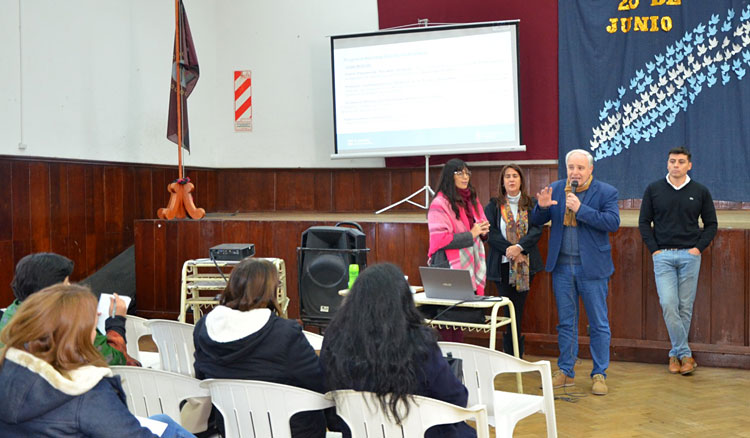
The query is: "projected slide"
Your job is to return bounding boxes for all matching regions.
[331,22,522,158]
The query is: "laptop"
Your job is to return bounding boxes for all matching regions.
[419,266,483,301]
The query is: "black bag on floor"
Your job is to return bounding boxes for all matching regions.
[444,352,464,383]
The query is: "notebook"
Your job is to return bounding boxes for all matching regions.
[96,293,132,334]
[419,266,483,301]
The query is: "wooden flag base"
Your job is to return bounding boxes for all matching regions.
[157,181,205,220]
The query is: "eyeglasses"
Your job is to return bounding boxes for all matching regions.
[454,170,472,177]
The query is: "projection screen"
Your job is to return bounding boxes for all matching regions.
[330,21,523,159]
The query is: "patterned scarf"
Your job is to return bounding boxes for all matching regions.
[563,175,593,227]
[501,200,530,292]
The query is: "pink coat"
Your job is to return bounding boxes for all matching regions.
[427,193,487,295]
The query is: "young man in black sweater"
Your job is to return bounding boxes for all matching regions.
[638,147,718,375]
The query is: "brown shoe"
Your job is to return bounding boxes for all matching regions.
[668,356,681,374]
[680,357,697,375]
[591,374,608,396]
[551,369,575,388]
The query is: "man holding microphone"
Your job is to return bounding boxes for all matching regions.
[531,149,620,395]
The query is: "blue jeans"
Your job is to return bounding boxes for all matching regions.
[552,263,611,378]
[149,414,196,438]
[652,249,702,359]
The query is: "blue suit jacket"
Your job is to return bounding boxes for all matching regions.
[530,179,620,279]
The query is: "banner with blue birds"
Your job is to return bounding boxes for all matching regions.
[559,1,750,201]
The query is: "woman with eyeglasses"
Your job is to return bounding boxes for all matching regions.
[428,158,489,293]
[193,258,327,438]
[484,164,543,357]
[425,159,489,339]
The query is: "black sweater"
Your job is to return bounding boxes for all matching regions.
[638,178,718,254]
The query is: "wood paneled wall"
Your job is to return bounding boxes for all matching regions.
[0,156,218,307]
[524,227,750,369]
[135,219,750,369]
[213,165,750,213]
[3,155,748,368]
[0,156,555,307]
[134,219,433,320]
[213,165,560,213]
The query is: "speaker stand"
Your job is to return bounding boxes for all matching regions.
[375,155,435,214]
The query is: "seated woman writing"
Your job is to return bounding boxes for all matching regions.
[0,252,138,366]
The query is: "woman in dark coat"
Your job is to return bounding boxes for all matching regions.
[193,258,326,438]
[484,164,543,356]
[321,263,476,438]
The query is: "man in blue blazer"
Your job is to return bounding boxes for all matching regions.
[531,149,620,396]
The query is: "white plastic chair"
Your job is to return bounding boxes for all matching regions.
[329,389,489,438]
[438,341,557,438]
[145,319,196,377]
[199,379,334,438]
[111,366,209,428]
[303,330,324,350]
[124,315,152,363]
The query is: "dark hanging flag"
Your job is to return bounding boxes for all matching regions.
[167,0,200,152]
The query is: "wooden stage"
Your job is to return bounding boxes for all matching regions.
[134,209,750,369]
[199,209,750,228]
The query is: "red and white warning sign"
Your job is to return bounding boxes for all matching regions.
[234,70,252,131]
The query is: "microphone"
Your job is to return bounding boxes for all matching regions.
[570,180,578,191]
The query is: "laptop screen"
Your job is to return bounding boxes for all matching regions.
[419,267,480,301]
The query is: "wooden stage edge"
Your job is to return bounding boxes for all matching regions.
[205,209,750,229]
[135,209,750,370]
[204,211,429,223]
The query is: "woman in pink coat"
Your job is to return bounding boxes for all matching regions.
[426,159,490,340]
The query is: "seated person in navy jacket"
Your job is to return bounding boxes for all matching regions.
[321,263,476,438]
[193,258,327,438]
[0,283,193,438]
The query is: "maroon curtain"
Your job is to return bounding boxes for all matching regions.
[377,0,558,167]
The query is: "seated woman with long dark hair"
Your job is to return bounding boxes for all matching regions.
[193,258,327,438]
[0,284,193,438]
[321,263,476,438]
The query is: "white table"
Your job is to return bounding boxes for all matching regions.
[411,292,523,391]
[411,293,518,354]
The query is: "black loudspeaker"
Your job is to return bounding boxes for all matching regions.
[298,222,368,327]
